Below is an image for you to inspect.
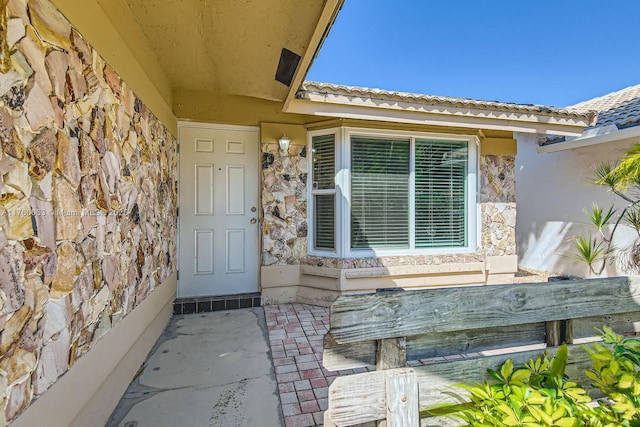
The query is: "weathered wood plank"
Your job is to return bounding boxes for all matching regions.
[327,371,386,426]
[546,320,562,346]
[377,338,407,370]
[324,332,376,371]
[564,319,575,344]
[326,345,597,426]
[329,276,640,344]
[324,411,338,427]
[324,323,547,371]
[386,369,419,427]
[406,322,545,361]
[573,310,640,338]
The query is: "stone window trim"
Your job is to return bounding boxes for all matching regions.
[300,252,486,270]
[307,126,480,259]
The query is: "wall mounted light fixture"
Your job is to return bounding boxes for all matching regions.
[279,135,291,154]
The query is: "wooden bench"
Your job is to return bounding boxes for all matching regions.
[322,276,640,426]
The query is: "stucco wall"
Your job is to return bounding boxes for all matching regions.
[515,132,636,278]
[0,0,177,422]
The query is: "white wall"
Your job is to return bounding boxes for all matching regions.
[515,132,638,278]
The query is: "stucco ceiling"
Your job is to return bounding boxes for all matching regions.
[122,0,330,112]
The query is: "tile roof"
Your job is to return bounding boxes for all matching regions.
[540,84,640,146]
[299,81,597,122]
[568,84,640,129]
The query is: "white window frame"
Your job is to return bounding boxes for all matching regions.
[308,128,341,256]
[308,126,479,258]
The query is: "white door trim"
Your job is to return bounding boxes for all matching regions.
[177,123,261,297]
[177,120,259,133]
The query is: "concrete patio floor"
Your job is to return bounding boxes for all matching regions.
[107,307,283,427]
[108,304,345,427]
[107,301,552,427]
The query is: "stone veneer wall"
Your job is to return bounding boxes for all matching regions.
[261,148,516,267]
[0,0,177,423]
[479,155,516,256]
[261,142,308,266]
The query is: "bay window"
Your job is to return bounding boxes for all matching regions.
[309,128,477,257]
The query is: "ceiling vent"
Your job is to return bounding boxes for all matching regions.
[275,48,301,87]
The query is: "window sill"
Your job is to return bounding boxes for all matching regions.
[301,252,485,270]
[300,262,486,279]
[307,247,477,259]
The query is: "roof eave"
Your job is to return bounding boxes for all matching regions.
[282,0,345,111]
[537,125,640,153]
[285,92,591,135]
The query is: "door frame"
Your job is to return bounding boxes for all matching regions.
[176,121,261,297]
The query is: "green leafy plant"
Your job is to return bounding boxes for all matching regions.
[574,235,608,269]
[423,345,592,426]
[423,328,640,426]
[583,326,640,425]
[586,205,617,233]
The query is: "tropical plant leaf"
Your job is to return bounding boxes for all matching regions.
[426,329,640,426]
[586,204,617,230]
[573,234,607,269]
[625,206,640,233]
[611,144,640,191]
[593,162,618,189]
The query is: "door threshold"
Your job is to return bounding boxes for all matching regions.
[173,292,261,315]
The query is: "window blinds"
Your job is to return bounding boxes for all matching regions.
[415,140,467,248]
[351,137,410,249]
[312,134,335,190]
[312,134,336,250]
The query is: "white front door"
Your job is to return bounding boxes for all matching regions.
[178,124,259,297]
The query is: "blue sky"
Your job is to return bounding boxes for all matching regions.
[307,0,640,108]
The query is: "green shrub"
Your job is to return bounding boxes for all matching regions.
[422,327,640,426]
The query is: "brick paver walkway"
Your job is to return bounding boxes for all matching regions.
[264,304,468,426]
[264,303,547,427]
[265,304,364,427]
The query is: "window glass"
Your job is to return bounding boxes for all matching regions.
[351,137,410,249]
[311,134,336,250]
[312,134,335,190]
[415,140,468,248]
[309,131,473,255]
[314,194,335,250]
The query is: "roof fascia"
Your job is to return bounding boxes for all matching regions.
[282,0,344,111]
[537,125,640,153]
[287,98,588,136]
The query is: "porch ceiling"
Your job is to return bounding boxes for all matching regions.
[119,0,338,124]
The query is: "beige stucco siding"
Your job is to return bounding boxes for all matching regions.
[516,132,637,278]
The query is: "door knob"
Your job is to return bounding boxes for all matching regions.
[250,218,257,224]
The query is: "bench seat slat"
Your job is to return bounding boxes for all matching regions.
[326,345,595,426]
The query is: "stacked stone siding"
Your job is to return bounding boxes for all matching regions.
[480,155,516,256]
[0,0,177,422]
[261,142,308,266]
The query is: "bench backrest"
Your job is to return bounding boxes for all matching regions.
[322,276,640,426]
